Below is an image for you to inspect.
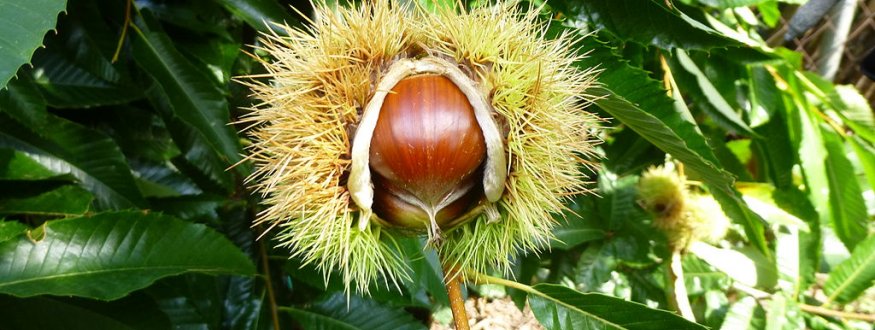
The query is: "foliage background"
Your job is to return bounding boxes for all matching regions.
[0,0,873,329]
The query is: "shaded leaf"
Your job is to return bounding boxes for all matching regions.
[528,283,706,330]
[131,11,241,168]
[0,74,47,127]
[0,184,92,216]
[0,148,60,181]
[215,0,299,34]
[0,111,146,210]
[283,292,427,330]
[0,0,67,89]
[0,211,256,300]
[0,294,171,330]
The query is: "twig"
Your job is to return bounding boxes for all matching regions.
[444,266,470,330]
[112,0,132,63]
[731,283,875,322]
[257,228,281,330]
[799,303,875,322]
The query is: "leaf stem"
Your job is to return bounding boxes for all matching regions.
[444,266,470,330]
[666,250,696,321]
[469,272,538,295]
[257,229,281,330]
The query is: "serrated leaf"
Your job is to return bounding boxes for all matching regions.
[578,37,769,255]
[131,11,241,168]
[822,128,867,251]
[0,0,68,89]
[0,294,171,330]
[830,85,875,144]
[528,283,706,330]
[144,80,235,192]
[0,110,146,210]
[31,51,142,108]
[671,49,756,136]
[27,0,142,108]
[283,293,427,330]
[556,0,747,51]
[0,211,256,300]
[823,234,875,304]
[849,137,875,191]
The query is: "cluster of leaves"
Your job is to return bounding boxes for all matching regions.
[0,0,872,329]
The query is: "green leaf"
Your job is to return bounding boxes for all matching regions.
[671,49,756,136]
[0,74,47,127]
[0,294,171,330]
[282,292,427,330]
[0,184,92,216]
[823,234,875,304]
[145,274,224,329]
[0,148,59,180]
[0,110,146,210]
[688,241,777,289]
[31,51,142,108]
[593,90,769,255]
[694,0,773,8]
[214,0,299,34]
[829,85,875,144]
[849,137,875,191]
[528,283,707,330]
[578,37,769,255]
[0,0,68,89]
[719,296,764,330]
[0,211,256,300]
[822,128,867,251]
[557,0,747,51]
[144,80,235,192]
[0,221,26,243]
[398,237,450,306]
[131,11,242,167]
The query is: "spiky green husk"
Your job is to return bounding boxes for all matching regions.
[638,165,730,250]
[638,164,688,228]
[243,0,599,292]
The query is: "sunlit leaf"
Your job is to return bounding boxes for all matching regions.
[0,111,146,210]
[528,284,706,330]
[689,241,777,289]
[823,234,875,304]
